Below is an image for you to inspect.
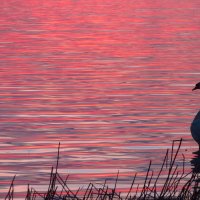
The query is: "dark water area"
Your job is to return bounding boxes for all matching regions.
[0,0,200,198]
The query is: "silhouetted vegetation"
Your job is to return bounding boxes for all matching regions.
[5,139,200,200]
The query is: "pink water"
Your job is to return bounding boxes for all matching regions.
[0,0,200,198]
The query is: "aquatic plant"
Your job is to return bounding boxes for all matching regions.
[4,139,200,200]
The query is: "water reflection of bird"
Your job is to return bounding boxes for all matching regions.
[190,151,200,198]
[191,82,200,150]
[191,151,200,173]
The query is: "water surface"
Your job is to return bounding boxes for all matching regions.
[0,0,200,198]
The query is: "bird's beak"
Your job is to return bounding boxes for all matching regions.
[192,86,198,91]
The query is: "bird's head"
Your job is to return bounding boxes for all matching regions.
[193,82,200,91]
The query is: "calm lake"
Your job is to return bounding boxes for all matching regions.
[0,0,200,198]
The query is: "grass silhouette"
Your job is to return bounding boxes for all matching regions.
[5,139,200,200]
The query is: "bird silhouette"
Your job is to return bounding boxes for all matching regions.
[192,82,200,91]
[191,82,200,150]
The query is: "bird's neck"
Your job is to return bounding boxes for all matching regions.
[194,111,200,121]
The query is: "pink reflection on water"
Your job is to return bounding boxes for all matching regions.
[0,0,200,198]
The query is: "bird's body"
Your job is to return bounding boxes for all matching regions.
[191,82,200,150]
[191,111,200,150]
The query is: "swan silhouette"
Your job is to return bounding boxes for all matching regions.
[191,82,200,150]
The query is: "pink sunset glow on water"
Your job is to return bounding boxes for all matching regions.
[0,0,200,198]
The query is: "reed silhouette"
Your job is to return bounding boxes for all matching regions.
[4,139,200,200]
